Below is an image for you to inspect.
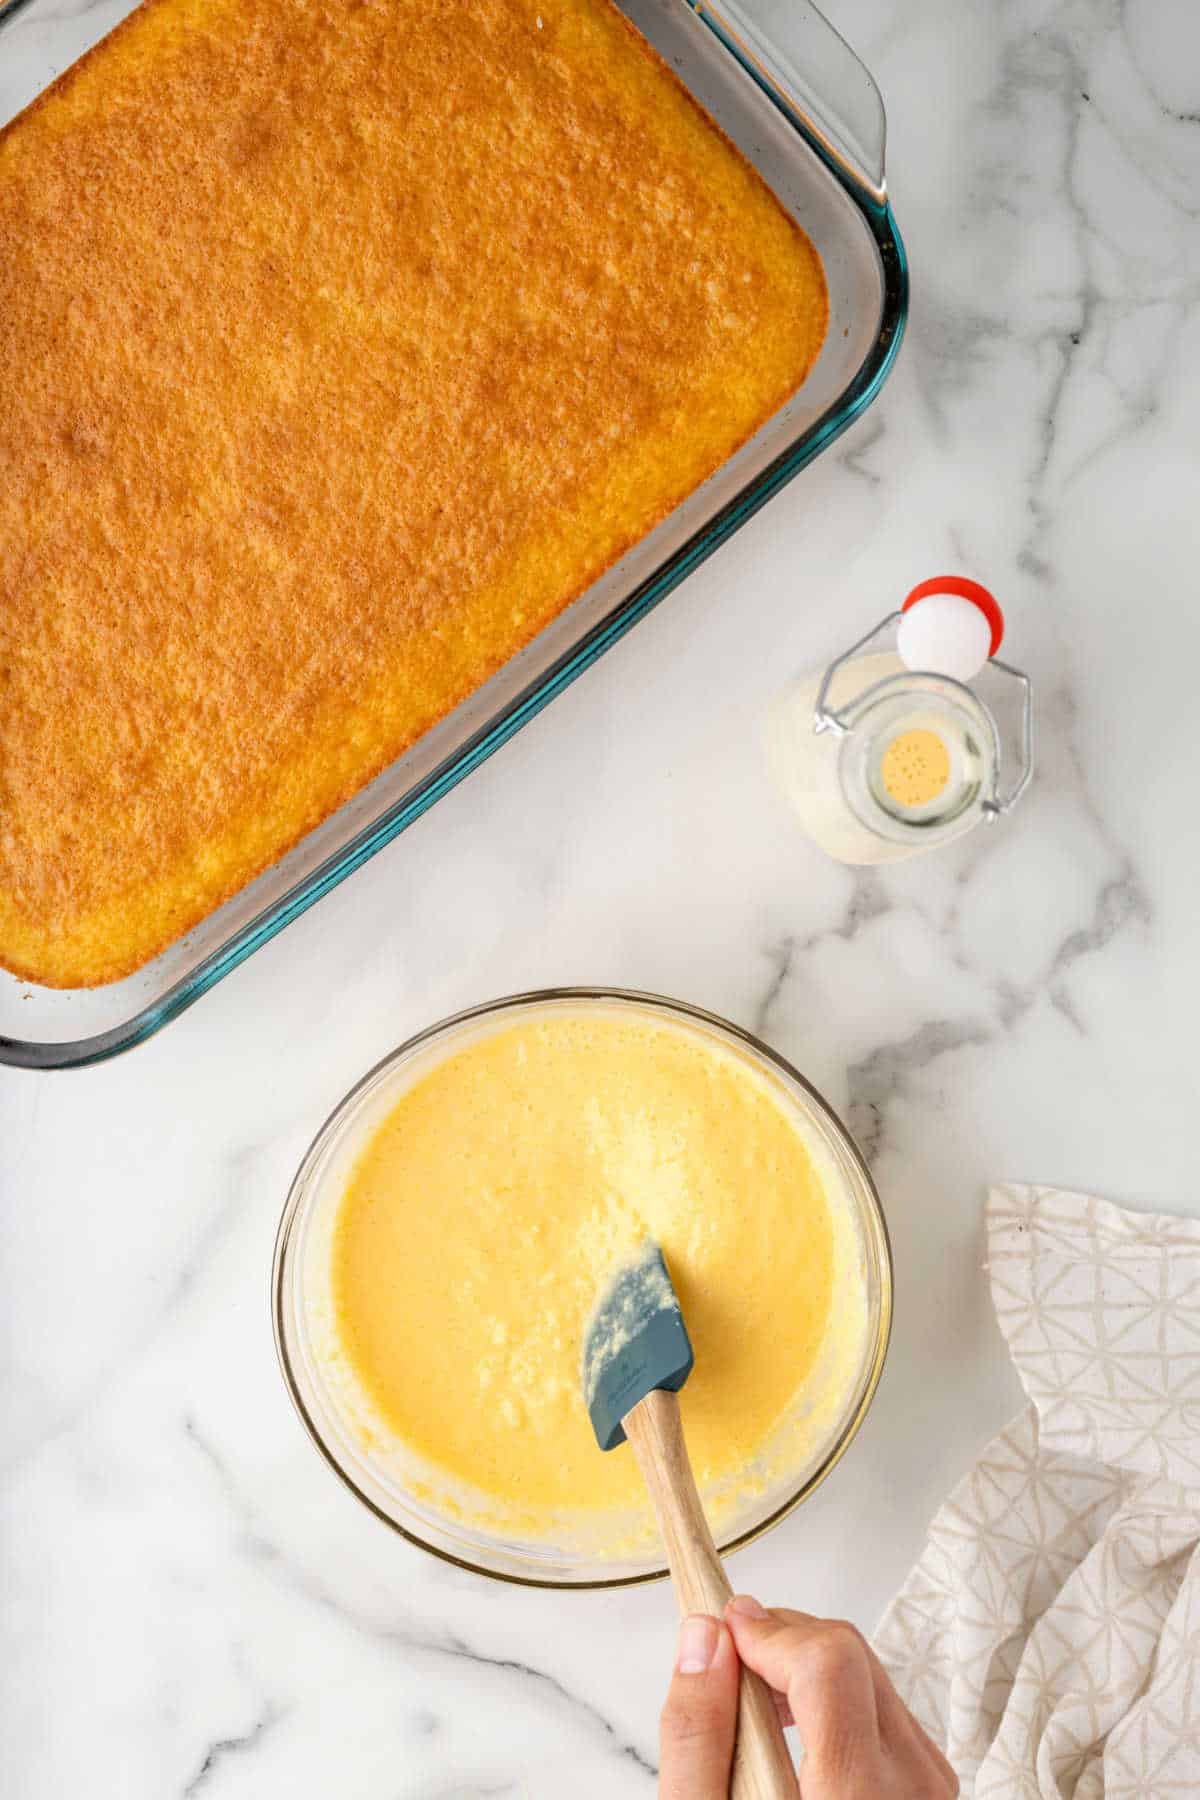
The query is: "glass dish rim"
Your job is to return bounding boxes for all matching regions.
[0,0,909,1071]
[272,984,894,1591]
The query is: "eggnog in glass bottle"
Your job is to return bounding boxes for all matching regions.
[769,578,1033,866]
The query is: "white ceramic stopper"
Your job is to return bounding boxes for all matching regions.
[897,592,992,682]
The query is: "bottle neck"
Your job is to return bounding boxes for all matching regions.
[835,673,997,849]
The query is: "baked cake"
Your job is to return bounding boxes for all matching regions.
[0,0,828,987]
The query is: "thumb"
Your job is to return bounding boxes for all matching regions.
[659,1616,739,1799]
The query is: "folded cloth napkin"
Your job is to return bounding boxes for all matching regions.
[875,1184,1200,1798]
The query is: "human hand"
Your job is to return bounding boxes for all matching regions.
[658,1596,958,1798]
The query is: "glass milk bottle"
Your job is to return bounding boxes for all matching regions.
[769,578,1033,865]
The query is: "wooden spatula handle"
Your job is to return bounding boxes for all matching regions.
[624,1388,798,1800]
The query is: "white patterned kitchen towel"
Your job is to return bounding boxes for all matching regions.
[875,1184,1200,1798]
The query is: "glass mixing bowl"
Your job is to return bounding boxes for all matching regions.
[272,989,892,1589]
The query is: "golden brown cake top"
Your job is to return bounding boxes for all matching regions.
[0,0,828,988]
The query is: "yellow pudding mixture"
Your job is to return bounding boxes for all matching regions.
[880,728,951,808]
[329,1011,846,1527]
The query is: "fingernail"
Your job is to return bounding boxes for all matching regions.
[677,1614,720,1673]
[727,1594,769,1619]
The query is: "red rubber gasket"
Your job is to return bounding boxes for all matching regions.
[902,576,1004,656]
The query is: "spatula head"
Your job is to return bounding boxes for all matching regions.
[582,1240,694,1451]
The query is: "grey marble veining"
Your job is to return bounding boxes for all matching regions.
[2,0,1199,1793]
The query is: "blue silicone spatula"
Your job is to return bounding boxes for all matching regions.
[583,1241,796,1799]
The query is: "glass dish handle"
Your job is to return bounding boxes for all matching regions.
[685,0,888,208]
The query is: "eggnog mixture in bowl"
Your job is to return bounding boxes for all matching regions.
[273,991,891,1586]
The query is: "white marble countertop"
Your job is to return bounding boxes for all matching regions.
[3,0,1199,1793]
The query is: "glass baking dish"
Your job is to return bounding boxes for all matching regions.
[0,0,907,1068]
